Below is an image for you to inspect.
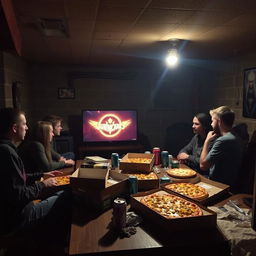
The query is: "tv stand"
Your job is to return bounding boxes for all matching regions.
[78,143,145,158]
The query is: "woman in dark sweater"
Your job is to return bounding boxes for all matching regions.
[19,121,74,174]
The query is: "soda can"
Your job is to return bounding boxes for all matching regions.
[161,151,169,168]
[129,176,138,194]
[113,198,127,230]
[111,153,119,168]
[152,147,160,165]
[160,176,171,184]
[171,160,179,168]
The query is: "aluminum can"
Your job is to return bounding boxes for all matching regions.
[171,160,179,168]
[113,198,127,230]
[128,176,138,194]
[161,151,169,168]
[153,147,160,165]
[168,155,173,166]
[111,153,119,168]
[160,176,171,184]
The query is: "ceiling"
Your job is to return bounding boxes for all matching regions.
[11,0,256,67]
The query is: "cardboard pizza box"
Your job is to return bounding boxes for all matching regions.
[120,170,159,191]
[70,168,129,212]
[130,189,216,232]
[161,174,230,206]
[119,153,154,173]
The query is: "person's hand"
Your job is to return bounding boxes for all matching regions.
[42,177,57,187]
[205,131,217,143]
[59,156,66,162]
[65,159,75,166]
[43,170,63,179]
[177,152,189,161]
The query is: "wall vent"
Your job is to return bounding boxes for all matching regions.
[38,18,68,37]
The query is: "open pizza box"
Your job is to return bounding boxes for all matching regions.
[119,153,155,173]
[161,174,230,206]
[130,189,217,232]
[120,170,159,191]
[70,167,129,211]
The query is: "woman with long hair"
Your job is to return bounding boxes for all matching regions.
[19,121,73,173]
[177,113,212,173]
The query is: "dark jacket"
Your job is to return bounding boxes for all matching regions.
[0,139,45,234]
[18,140,66,174]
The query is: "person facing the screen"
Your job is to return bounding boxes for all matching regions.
[177,113,212,173]
[200,106,244,187]
[42,114,75,160]
[18,121,74,175]
[0,108,72,244]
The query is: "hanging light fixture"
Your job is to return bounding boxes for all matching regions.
[166,39,179,67]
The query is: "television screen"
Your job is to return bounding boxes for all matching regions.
[83,110,137,142]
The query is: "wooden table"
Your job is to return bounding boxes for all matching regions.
[68,161,230,256]
[69,204,230,256]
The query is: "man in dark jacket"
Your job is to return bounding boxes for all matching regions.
[0,108,72,237]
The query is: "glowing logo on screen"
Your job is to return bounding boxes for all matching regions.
[89,114,131,138]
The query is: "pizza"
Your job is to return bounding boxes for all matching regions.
[54,176,70,186]
[166,168,196,178]
[165,183,209,200]
[124,172,157,180]
[141,193,202,218]
[124,158,151,164]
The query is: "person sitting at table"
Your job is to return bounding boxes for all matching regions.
[200,106,244,188]
[0,108,72,244]
[42,114,75,160]
[177,112,212,174]
[18,121,74,174]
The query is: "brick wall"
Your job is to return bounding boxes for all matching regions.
[0,51,29,114]
[213,53,256,138]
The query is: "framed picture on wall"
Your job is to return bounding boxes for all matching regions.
[243,68,256,118]
[58,88,75,99]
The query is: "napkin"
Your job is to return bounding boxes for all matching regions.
[209,204,256,256]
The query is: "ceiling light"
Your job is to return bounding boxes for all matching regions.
[166,39,179,67]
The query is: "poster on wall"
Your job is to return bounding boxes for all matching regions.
[243,68,256,118]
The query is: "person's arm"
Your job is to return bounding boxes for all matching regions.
[51,148,61,161]
[31,142,66,171]
[177,136,196,161]
[200,131,217,171]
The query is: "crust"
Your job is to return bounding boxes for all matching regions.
[166,168,196,178]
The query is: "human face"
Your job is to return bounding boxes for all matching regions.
[49,125,54,142]
[14,114,28,142]
[192,117,204,135]
[53,121,62,136]
[211,114,220,134]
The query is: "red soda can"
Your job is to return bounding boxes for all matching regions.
[113,198,127,230]
[153,147,160,165]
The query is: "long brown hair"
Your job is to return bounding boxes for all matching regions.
[33,121,52,162]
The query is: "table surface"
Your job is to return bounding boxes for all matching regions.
[68,160,232,256]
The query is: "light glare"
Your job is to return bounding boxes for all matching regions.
[166,49,179,67]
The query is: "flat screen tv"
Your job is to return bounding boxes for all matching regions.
[83,110,137,143]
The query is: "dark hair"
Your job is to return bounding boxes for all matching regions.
[42,115,62,127]
[0,108,24,137]
[195,113,212,133]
